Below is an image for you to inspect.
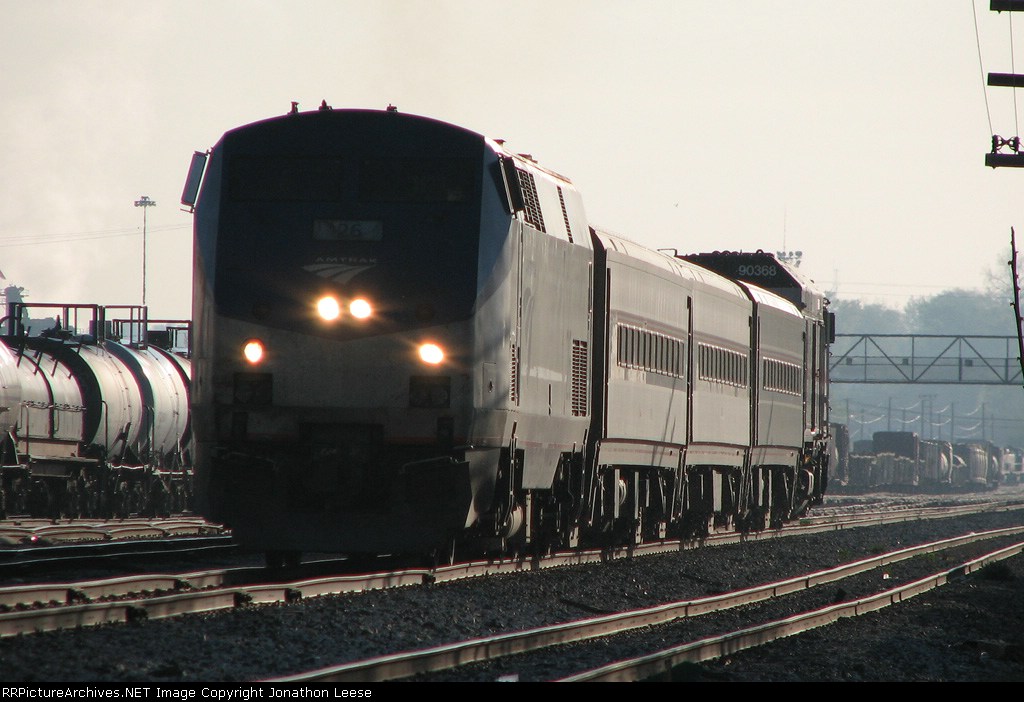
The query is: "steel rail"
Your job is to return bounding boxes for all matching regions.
[430,500,1024,586]
[263,526,1024,683]
[0,562,434,637]
[562,540,1024,682]
[0,535,237,573]
[0,517,224,544]
[2,501,1020,640]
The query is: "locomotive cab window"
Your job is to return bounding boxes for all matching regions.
[359,158,476,203]
[229,156,345,202]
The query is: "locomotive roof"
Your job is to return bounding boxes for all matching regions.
[737,281,803,318]
[484,137,576,187]
[680,250,826,315]
[218,105,579,191]
[593,229,749,300]
[225,105,482,139]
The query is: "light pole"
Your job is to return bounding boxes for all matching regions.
[134,195,156,306]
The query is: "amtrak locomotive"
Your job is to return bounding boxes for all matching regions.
[184,105,833,563]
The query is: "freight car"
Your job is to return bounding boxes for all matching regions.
[1001,447,1024,484]
[0,303,193,518]
[831,427,1003,492]
[183,105,834,564]
[952,440,1001,488]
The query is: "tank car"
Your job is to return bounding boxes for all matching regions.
[1001,447,1024,484]
[184,105,833,563]
[828,424,1001,493]
[872,431,920,487]
[0,303,192,517]
[918,439,953,486]
[952,440,1002,489]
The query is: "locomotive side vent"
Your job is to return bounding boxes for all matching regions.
[557,186,573,243]
[762,358,802,396]
[510,344,520,405]
[571,339,588,416]
[516,168,546,233]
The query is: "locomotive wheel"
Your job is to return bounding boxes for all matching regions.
[681,509,712,538]
[768,467,794,529]
[743,505,768,532]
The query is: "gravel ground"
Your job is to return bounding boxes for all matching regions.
[700,554,1024,682]
[1,505,1023,683]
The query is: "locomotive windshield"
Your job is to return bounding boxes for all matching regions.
[359,158,475,203]
[229,156,345,202]
[228,156,476,205]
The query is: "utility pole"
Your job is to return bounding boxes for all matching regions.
[134,195,156,306]
[987,2,1024,166]
[1011,229,1024,386]
[983,3,1024,389]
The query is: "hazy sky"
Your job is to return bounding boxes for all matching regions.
[2,1,1023,321]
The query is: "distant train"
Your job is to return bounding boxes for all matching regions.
[184,105,834,564]
[0,303,193,518]
[829,423,1014,492]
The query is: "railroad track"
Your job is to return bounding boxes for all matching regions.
[266,527,1024,682]
[0,516,218,543]
[0,517,233,574]
[4,499,1023,682]
[566,538,1024,682]
[3,499,1019,640]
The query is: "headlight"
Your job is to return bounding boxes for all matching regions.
[243,339,265,364]
[316,295,341,321]
[349,298,372,320]
[418,343,445,365]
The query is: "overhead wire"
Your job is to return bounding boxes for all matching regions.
[837,395,1024,445]
[974,0,994,136]
[1013,10,1020,139]
[0,224,189,248]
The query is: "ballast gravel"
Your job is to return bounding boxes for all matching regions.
[1,499,1022,683]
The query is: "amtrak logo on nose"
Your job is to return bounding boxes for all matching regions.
[303,261,376,283]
